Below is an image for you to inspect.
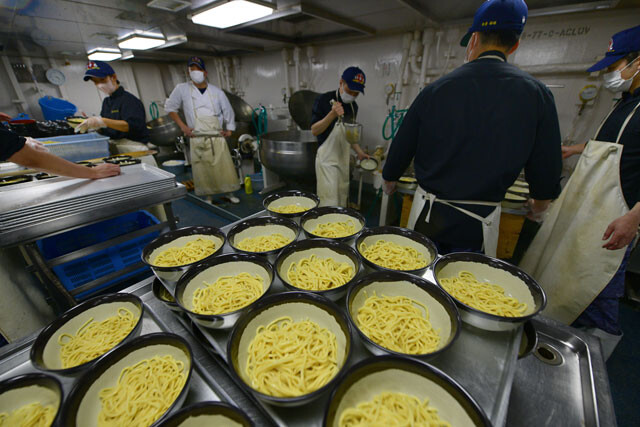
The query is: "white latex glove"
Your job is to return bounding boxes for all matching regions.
[525,199,549,223]
[24,137,49,153]
[75,116,106,133]
[383,180,397,195]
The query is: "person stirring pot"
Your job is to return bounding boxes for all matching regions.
[165,56,240,204]
[521,25,640,358]
[310,67,369,207]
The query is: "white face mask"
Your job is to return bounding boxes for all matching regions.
[603,59,639,93]
[190,70,205,84]
[97,79,116,95]
[340,85,357,103]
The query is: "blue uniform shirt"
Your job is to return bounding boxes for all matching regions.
[383,51,562,247]
[99,86,149,143]
[310,90,358,145]
[595,87,640,208]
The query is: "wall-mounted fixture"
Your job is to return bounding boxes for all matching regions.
[118,34,166,50]
[87,48,122,61]
[120,50,135,60]
[190,0,275,29]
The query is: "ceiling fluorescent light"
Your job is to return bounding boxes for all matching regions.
[528,1,616,17]
[120,50,135,60]
[191,0,274,29]
[118,34,166,50]
[87,48,122,61]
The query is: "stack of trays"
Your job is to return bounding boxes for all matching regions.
[0,163,179,246]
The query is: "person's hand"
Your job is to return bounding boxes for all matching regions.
[181,125,195,138]
[383,180,397,195]
[221,130,232,137]
[0,112,12,121]
[602,212,640,250]
[90,163,121,179]
[75,116,106,133]
[331,101,344,118]
[561,143,585,159]
[526,199,550,222]
[24,137,49,153]
[357,151,370,161]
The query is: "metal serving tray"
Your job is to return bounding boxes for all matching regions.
[0,278,274,426]
[163,210,523,427]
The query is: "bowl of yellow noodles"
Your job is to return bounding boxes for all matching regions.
[263,190,319,220]
[355,226,437,276]
[0,373,63,427]
[323,356,490,427]
[156,401,253,427]
[300,207,365,243]
[433,252,546,331]
[30,293,144,376]
[227,291,352,407]
[227,215,299,262]
[61,333,192,427]
[142,226,226,291]
[346,271,460,360]
[275,239,361,301]
[174,254,274,329]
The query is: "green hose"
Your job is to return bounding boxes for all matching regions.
[382,105,408,141]
[149,102,159,120]
[252,106,268,148]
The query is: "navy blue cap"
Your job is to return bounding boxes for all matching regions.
[587,25,640,72]
[188,56,206,71]
[341,66,366,94]
[83,61,115,81]
[460,0,528,47]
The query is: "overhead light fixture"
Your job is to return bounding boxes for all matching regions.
[118,34,166,50]
[528,1,617,17]
[87,48,122,61]
[191,0,274,29]
[120,50,135,60]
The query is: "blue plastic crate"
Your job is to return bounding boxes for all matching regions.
[37,211,160,299]
[36,132,109,162]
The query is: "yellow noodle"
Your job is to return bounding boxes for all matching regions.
[311,220,358,238]
[192,273,264,315]
[440,271,527,317]
[357,292,441,354]
[57,308,137,369]
[270,204,308,214]
[152,238,216,267]
[360,240,428,271]
[286,254,353,291]
[97,355,187,427]
[236,233,292,252]
[246,316,338,397]
[339,391,451,427]
[0,402,56,427]
[157,286,175,302]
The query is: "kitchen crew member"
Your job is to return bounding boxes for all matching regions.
[1,118,120,179]
[521,25,640,358]
[77,61,153,164]
[310,66,370,207]
[165,56,240,204]
[382,0,562,257]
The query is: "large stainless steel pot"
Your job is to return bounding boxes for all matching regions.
[147,115,183,147]
[259,130,318,181]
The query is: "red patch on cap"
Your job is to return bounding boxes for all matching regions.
[86,61,100,70]
[608,38,614,52]
[352,73,365,85]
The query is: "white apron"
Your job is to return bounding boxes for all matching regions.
[316,99,354,207]
[189,87,239,196]
[407,186,502,257]
[519,100,640,324]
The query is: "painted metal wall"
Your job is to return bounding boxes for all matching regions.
[0,9,637,153]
